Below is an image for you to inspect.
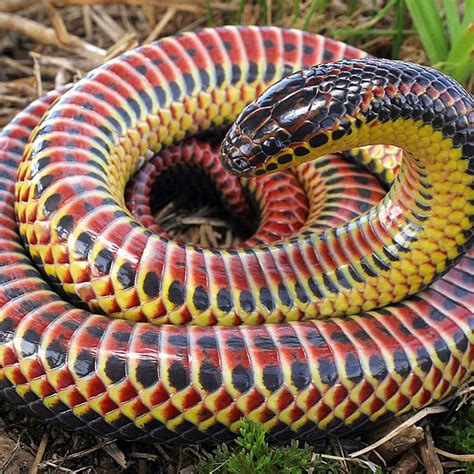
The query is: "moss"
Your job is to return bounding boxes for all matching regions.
[196,420,340,474]
[438,403,474,472]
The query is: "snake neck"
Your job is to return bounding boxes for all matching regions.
[224,58,473,316]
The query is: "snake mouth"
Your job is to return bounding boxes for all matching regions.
[221,144,254,177]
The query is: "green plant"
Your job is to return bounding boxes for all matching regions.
[405,0,474,84]
[436,403,474,473]
[303,0,330,31]
[196,419,339,474]
[439,404,474,454]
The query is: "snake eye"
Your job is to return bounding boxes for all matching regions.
[261,136,283,155]
[233,157,251,172]
[261,135,290,156]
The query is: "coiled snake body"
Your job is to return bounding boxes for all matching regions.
[0,26,473,443]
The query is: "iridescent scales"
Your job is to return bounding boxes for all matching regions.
[0,27,472,444]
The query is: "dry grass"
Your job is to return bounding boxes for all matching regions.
[0,0,431,127]
[0,1,472,473]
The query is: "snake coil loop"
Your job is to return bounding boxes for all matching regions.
[0,26,472,444]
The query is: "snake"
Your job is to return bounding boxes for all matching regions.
[0,26,473,444]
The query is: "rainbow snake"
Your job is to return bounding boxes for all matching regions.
[0,26,473,444]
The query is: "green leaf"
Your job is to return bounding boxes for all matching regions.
[236,0,245,24]
[293,0,299,22]
[461,0,474,29]
[205,0,214,26]
[442,0,461,44]
[392,0,406,59]
[405,0,449,64]
[303,0,320,31]
[331,28,415,38]
[444,21,474,83]
[362,0,399,29]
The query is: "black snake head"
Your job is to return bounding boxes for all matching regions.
[222,58,431,177]
[222,99,294,177]
[220,137,254,177]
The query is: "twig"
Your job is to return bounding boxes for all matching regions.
[141,3,155,25]
[199,223,209,247]
[366,416,423,462]
[89,4,125,42]
[82,4,93,39]
[103,442,127,468]
[419,424,443,474]
[48,0,237,13]
[309,453,381,472]
[55,66,67,87]
[144,7,176,43]
[130,452,159,461]
[180,216,228,227]
[0,77,36,94]
[40,438,116,465]
[154,443,171,462]
[29,429,50,474]
[266,0,272,24]
[329,437,348,473]
[32,53,43,97]
[0,436,20,471]
[0,1,34,12]
[154,201,176,222]
[0,93,30,104]
[349,406,448,458]
[29,51,87,74]
[435,448,474,463]
[119,4,135,33]
[205,223,218,247]
[46,2,73,46]
[105,31,138,60]
[0,12,106,59]
[0,55,32,75]
[40,461,75,473]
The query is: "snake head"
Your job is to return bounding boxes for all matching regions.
[221,69,336,177]
[220,137,254,177]
[221,102,293,177]
[221,62,382,177]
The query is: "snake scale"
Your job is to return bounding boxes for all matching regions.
[0,26,473,444]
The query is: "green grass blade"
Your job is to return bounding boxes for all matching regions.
[293,0,299,22]
[205,0,214,26]
[348,0,357,16]
[303,0,320,31]
[236,0,245,24]
[303,0,331,31]
[259,0,269,24]
[444,22,474,83]
[319,0,330,15]
[331,28,415,38]
[442,0,461,44]
[392,0,406,59]
[461,0,474,28]
[405,0,449,64]
[362,0,398,29]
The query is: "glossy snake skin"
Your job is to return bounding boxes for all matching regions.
[0,26,473,444]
